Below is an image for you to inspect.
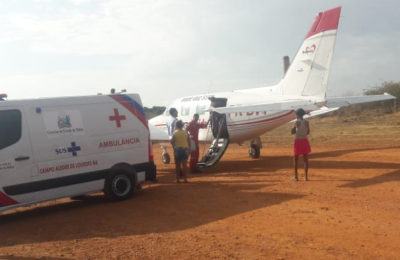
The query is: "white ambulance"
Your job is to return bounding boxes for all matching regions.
[0,93,156,213]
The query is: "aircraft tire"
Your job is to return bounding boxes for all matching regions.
[162,152,171,164]
[249,144,260,159]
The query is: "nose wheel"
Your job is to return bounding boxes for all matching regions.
[161,145,171,164]
[248,144,260,159]
[162,152,170,164]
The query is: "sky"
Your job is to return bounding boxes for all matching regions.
[1,0,399,106]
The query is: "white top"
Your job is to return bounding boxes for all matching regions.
[167,116,177,139]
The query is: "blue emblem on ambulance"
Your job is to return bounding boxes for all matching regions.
[68,142,81,156]
[55,142,81,156]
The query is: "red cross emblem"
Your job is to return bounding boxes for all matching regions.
[109,108,126,128]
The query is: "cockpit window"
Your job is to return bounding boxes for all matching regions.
[196,99,211,115]
[181,105,190,116]
[196,104,207,115]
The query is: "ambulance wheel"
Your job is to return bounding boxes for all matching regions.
[248,144,260,159]
[162,152,170,164]
[105,169,135,201]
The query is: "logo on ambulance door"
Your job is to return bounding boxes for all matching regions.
[57,115,72,129]
[43,110,84,136]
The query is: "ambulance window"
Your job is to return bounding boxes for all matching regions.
[0,110,22,150]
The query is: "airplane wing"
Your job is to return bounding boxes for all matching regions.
[212,93,395,114]
[289,106,339,122]
[325,93,395,108]
[149,123,170,142]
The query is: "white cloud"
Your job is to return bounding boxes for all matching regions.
[328,31,400,96]
[1,0,400,106]
[69,0,91,5]
[4,0,197,57]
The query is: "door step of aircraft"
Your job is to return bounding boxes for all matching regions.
[197,138,229,168]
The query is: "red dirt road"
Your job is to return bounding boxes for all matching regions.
[1,140,400,259]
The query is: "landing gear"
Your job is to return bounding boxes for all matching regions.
[248,137,262,159]
[161,145,170,164]
[162,152,170,164]
[248,144,260,159]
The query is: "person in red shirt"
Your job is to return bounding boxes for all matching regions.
[186,113,208,173]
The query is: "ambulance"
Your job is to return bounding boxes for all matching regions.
[0,93,156,213]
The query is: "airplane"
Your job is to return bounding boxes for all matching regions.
[149,6,395,167]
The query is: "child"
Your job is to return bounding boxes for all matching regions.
[291,108,311,181]
[171,120,190,183]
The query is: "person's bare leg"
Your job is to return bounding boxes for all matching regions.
[175,162,181,183]
[303,154,309,181]
[182,160,188,183]
[293,155,299,181]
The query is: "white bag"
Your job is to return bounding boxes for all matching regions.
[190,138,197,151]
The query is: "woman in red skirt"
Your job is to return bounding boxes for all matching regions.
[291,108,311,181]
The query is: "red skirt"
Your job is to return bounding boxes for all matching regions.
[294,138,311,155]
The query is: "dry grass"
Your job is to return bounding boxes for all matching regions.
[262,109,400,148]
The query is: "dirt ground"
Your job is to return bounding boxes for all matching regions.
[1,112,400,259]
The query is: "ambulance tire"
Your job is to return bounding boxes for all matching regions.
[105,167,136,201]
[162,152,170,164]
[248,144,260,159]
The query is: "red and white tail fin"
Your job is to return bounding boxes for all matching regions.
[278,6,341,99]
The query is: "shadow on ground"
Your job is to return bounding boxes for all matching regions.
[0,178,302,248]
[199,146,400,174]
[310,146,400,159]
[339,169,400,188]
[0,256,72,260]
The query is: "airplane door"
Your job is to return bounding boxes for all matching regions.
[0,107,35,206]
[209,97,229,139]
[197,97,230,168]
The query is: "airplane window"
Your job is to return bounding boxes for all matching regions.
[196,104,207,115]
[0,110,22,150]
[181,105,190,116]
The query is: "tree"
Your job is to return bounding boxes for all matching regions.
[363,81,399,112]
[364,81,400,100]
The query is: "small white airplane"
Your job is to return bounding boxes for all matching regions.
[149,6,395,167]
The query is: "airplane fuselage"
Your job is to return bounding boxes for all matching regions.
[149,89,297,143]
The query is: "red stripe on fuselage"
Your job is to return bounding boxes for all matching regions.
[228,111,294,127]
